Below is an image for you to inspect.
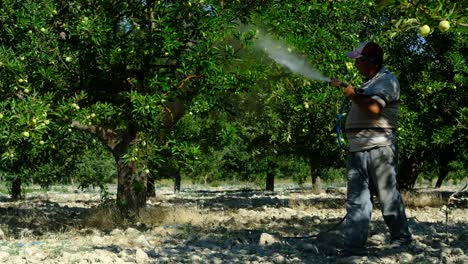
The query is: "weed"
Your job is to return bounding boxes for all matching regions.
[401,192,446,208]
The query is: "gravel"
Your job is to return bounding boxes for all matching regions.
[0,184,467,263]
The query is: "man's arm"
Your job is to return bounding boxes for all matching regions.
[344,86,382,114]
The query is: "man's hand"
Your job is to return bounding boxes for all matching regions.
[343,86,356,98]
[331,78,343,88]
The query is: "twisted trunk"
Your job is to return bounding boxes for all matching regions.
[72,121,146,214]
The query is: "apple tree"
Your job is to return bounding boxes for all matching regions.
[2,0,276,212]
[376,0,467,38]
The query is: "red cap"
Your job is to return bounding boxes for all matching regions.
[347,42,383,64]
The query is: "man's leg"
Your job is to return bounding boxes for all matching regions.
[368,145,412,243]
[343,151,372,255]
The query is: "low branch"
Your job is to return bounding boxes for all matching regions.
[71,121,121,151]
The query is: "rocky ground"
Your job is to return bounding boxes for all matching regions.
[0,183,467,264]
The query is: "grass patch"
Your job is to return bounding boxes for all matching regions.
[84,205,169,230]
[401,191,446,208]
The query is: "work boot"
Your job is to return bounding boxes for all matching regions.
[337,249,368,264]
[388,238,412,249]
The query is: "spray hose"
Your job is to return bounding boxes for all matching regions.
[336,97,348,151]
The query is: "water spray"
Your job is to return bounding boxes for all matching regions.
[254,32,348,87]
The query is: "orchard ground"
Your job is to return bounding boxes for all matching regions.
[0,180,467,264]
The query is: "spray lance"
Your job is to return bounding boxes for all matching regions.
[331,79,351,151]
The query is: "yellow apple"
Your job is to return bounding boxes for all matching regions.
[438,20,450,32]
[419,25,430,37]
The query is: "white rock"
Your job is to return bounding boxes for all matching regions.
[300,243,319,254]
[110,228,124,236]
[135,235,151,248]
[272,253,286,264]
[312,216,321,224]
[125,227,140,236]
[190,254,203,263]
[452,248,464,256]
[400,252,413,263]
[0,251,10,262]
[211,257,223,264]
[336,255,368,264]
[9,256,27,264]
[135,248,149,264]
[259,233,281,246]
[91,235,104,244]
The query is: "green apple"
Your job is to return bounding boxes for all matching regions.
[438,20,450,32]
[91,113,96,118]
[419,25,430,37]
[0,113,3,119]
[39,140,45,145]
[44,119,50,125]
[71,103,80,110]
[65,56,72,62]
[144,169,150,174]
[22,131,30,138]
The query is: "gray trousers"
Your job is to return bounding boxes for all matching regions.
[344,144,411,253]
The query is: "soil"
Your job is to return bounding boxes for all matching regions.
[0,183,467,264]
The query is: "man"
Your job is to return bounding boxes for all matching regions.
[331,42,412,257]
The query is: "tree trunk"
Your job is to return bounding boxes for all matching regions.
[174,171,181,193]
[112,126,147,215]
[71,121,147,215]
[11,177,22,200]
[435,150,454,188]
[311,168,322,194]
[398,156,420,190]
[146,177,156,198]
[266,171,274,191]
[116,157,147,214]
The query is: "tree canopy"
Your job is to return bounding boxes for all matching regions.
[0,0,466,213]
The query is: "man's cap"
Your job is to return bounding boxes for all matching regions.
[347,42,383,64]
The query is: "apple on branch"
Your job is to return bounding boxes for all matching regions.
[438,20,450,32]
[419,25,430,37]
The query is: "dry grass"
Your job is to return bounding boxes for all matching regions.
[84,204,229,231]
[401,191,446,208]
